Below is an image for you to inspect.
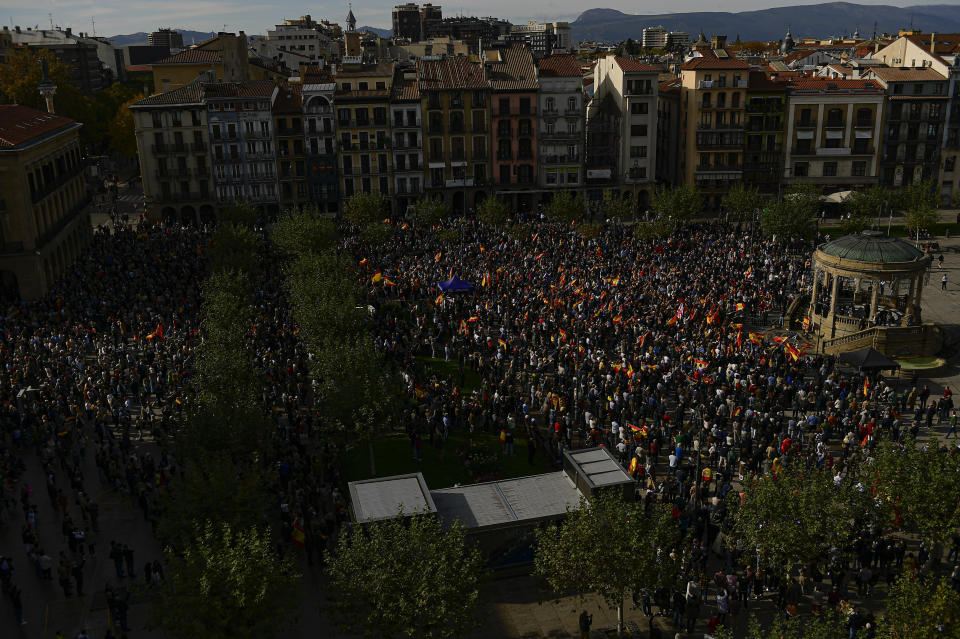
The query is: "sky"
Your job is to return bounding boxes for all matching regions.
[2,0,958,38]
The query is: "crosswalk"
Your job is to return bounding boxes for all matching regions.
[116,194,144,203]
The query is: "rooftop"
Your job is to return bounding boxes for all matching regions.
[788,77,883,93]
[131,81,206,108]
[614,55,659,73]
[348,473,437,523]
[536,53,581,78]
[865,66,947,83]
[153,49,222,65]
[485,43,539,91]
[819,231,925,264]
[0,105,78,149]
[681,56,751,70]
[417,56,487,90]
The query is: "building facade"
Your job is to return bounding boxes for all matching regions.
[334,60,396,203]
[0,105,89,301]
[782,78,884,190]
[588,55,659,209]
[148,28,184,51]
[392,3,443,42]
[417,56,491,214]
[391,67,425,214]
[130,82,215,224]
[272,84,308,209]
[506,21,571,57]
[863,67,948,188]
[679,55,751,208]
[205,82,279,213]
[487,44,540,211]
[536,54,585,197]
[302,75,339,212]
[743,72,787,195]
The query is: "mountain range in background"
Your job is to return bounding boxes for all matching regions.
[108,30,215,47]
[570,3,960,44]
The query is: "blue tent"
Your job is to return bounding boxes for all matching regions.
[437,276,474,292]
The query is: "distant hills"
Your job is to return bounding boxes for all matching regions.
[107,30,216,47]
[571,3,960,43]
[359,26,392,38]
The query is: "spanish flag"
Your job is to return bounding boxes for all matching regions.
[733,406,743,417]
[383,278,397,287]
[401,222,410,230]
[802,317,811,331]
[146,323,164,340]
[784,343,801,361]
[434,294,444,306]
[629,457,639,474]
[498,338,507,350]
[435,251,442,263]
[481,272,489,287]
[291,522,306,547]
[371,271,383,284]
[773,335,788,345]
[666,316,677,327]
[467,316,479,322]
[735,302,745,312]
[745,266,753,278]
[863,377,870,397]
[558,328,567,340]
[359,258,369,266]
[612,315,623,324]
[694,358,709,370]
[414,385,426,400]
[459,319,468,335]
[626,363,635,379]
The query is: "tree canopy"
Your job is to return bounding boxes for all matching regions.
[326,514,484,639]
[760,183,820,239]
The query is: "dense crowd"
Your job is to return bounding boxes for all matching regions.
[0,214,957,637]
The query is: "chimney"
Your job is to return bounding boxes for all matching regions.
[931,32,936,54]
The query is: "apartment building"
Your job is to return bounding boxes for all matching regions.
[392,3,443,41]
[0,105,89,301]
[506,21,571,57]
[863,66,948,188]
[679,55,751,208]
[334,60,396,203]
[487,44,540,212]
[536,54,584,196]
[151,33,251,93]
[130,82,215,223]
[744,72,787,194]
[656,79,683,186]
[302,71,339,212]
[272,84,308,209]
[263,15,335,63]
[782,78,884,189]
[587,56,660,208]
[390,67,425,214]
[205,82,279,212]
[417,56,491,214]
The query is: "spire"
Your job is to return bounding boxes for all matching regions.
[346,2,357,33]
[37,57,57,114]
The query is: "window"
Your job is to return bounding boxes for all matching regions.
[546,122,555,135]
[630,102,648,115]
[824,137,841,149]
[913,83,923,95]
[567,97,577,112]
[152,112,162,128]
[341,82,352,91]
[338,108,351,124]
[545,97,555,112]
[795,139,812,154]
[930,104,942,120]
[731,93,740,108]
[376,81,386,90]
[631,124,648,137]
[822,161,837,177]
[852,161,867,177]
[893,84,903,95]
[793,162,808,177]
[826,108,843,126]
[853,138,869,154]
[799,108,812,124]
[567,168,578,184]
[946,157,956,172]
[629,145,648,158]
[498,98,510,115]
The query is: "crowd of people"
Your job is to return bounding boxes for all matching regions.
[0,211,957,636]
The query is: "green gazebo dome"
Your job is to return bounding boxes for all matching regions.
[819,230,925,264]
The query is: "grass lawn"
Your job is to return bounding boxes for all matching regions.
[413,355,483,394]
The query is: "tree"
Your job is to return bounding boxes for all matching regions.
[866,438,960,545]
[650,184,703,230]
[157,454,268,549]
[713,610,848,639]
[882,576,960,639]
[901,178,940,238]
[761,183,819,239]
[477,197,509,227]
[602,191,635,222]
[728,469,859,570]
[0,48,78,112]
[722,183,763,223]
[218,202,259,227]
[411,195,450,227]
[535,493,678,636]
[108,94,144,158]
[326,513,484,639]
[208,222,259,276]
[150,521,300,639]
[843,184,892,234]
[271,208,336,259]
[344,191,389,228]
[542,191,584,223]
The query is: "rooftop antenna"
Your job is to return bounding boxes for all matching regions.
[91,17,95,37]
[48,12,53,29]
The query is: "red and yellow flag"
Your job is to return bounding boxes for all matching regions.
[435,251,442,263]
[291,522,306,547]
[371,271,383,284]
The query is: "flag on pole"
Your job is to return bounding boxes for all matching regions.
[434,294,444,306]
[291,522,306,547]
[434,251,442,262]
[371,271,383,283]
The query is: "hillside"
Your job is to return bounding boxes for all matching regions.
[108,30,215,47]
[571,3,960,43]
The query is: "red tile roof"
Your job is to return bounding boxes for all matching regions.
[417,56,487,90]
[680,56,751,70]
[865,66,946,83]
[131,82,207,107]
[0,105,78,148]
[537,54,581,78]
[204,81,277,99]
[748,70,788,90]
[486,43,538,91]
[154,49,222,65]
[614,56,659,73]
[905,33,960,57]
[391,77,420,101]
[787,78,883,92]
[271,84,302,114]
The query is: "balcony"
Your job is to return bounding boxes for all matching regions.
[565,107,581,116]
[517,128,534,137]
[472,124,488,133]
[696,123,744,131]
[518,150,533,159]
[449,123,465,133]
[696,164,742,172]
[31,166,84,204]
[854,119,874,128]
[428,123,444,134]
[541,130,580,140]
[497,127,512,137]
[544,155,580,164]
[824,119,844,128]
[191,142,206,153]
[472,150,488,161]
[542,107,558,116]
[156,168,194,178]
[249,173,277,183]
[393,119,421,128]
[497,150,513,161]
[796,119,816,129]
